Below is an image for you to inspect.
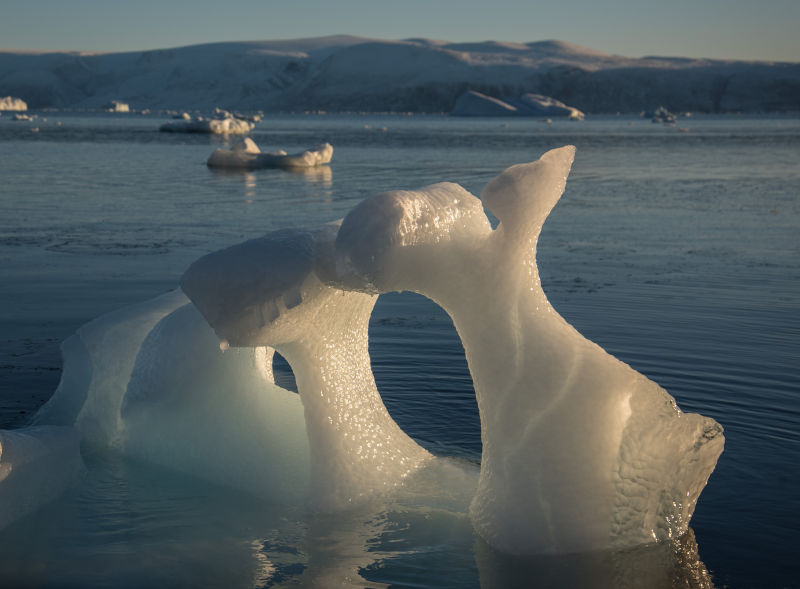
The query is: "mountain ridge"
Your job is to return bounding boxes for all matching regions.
[1,36,797,113]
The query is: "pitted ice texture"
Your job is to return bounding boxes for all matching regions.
[181,221,431,511]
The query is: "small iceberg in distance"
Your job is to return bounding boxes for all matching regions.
[452,90,584,120]
[159,109,255,134]
[0,96,27,111]
[105,100,130,113]
[207,138,333,170]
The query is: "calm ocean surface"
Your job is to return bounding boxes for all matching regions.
[0,112,798,588]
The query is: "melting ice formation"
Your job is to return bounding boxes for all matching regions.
[207,138,334,170]
[1,146,723,556]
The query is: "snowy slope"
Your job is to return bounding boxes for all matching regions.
[0,35,797,113]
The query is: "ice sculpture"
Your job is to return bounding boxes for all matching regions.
[180,222,431,510]
[207,138,334,170]
[335,145,724,554]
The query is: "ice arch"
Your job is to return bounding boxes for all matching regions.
[335,146,724,554]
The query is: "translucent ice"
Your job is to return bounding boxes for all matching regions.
[334,146,724,553]
[34,289,310,503]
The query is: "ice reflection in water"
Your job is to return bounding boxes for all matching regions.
[0,449,715,588]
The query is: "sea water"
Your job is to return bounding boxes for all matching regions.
[0,112,798,588]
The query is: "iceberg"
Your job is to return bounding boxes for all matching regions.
[159,111,254,134]
[0,96,27,111]
[452,90,584,119]
[184,145,722,552]
[0,146,722,558]
[105,100,130,112]
[207,138,333,170]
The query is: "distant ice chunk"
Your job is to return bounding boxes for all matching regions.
[643,105,677,124]
[8,145,722,555]
[512,93,585,119]
[0,96,27,111]
[207,138,333,169]
[105,100,130,113]
[159,112,255,134]
[0,426,83,530]
[451,90,584,119]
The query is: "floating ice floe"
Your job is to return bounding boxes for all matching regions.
[159,110,255,134]
[207,138,333,170]
[0,96,27,111]
[0,146,723,557]
[181,223,430,509]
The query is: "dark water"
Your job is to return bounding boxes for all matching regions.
[0,112,798,588]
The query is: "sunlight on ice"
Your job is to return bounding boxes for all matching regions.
[334,145,724,554]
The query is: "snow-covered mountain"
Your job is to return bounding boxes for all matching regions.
[1,35,797,113]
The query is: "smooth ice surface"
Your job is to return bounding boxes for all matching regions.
[0,426,83,529]
[335,146,724,553]
[207,138,333,170]
[181,223,431,510]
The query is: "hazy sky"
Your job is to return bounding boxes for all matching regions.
[1,0,798,61]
